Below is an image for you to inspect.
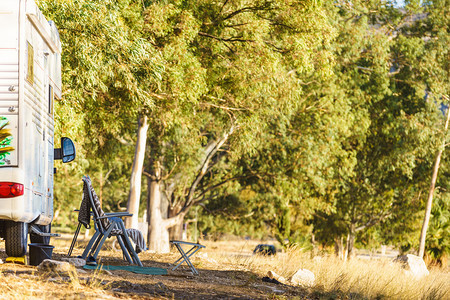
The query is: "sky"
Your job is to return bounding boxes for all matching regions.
[395,0,406,7]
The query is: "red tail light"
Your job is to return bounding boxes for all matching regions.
[0,182,24,198]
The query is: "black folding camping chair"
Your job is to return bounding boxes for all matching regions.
[68,175,144,266]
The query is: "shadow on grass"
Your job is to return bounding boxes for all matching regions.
[49,247,314,299]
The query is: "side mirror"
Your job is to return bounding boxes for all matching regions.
[54,137,76,163]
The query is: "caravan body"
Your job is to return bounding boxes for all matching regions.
[0,0,73,258]
[0,0,61,225]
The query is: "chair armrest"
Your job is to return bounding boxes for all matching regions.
[97,212,133,219]
[106,212,133,217]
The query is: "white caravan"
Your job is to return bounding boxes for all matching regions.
[0,0,75,258]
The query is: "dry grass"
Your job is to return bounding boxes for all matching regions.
[0,238,449,299]
[0,254,113,299]
[204,243,450,300]
[0,273,111,299]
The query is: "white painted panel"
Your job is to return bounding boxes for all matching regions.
[0,108,16,115]
[0,72,18,80]
[0,101,17,107]
[0,64,18,72]
[0,78,19,86]
[0,49,19,102]
[47,135,53,204]
[0,86,18,95]
[0,49,19,64]
[0,0,19,49]
[0,0,60,224]
[0,94,18,101]
[0,96,18,102]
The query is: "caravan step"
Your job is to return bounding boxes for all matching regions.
[30,225,61,237]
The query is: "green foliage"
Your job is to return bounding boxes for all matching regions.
[137,0,339,240]
[426,191,450,263]
[36,0,449,261]
[306,1,450,257]
[39,0,163,154]
[38,0,161,223]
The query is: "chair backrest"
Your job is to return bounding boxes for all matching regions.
[82,175,111,233]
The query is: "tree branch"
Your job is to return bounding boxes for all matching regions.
[225,22,250,28]
[355,212,391,232]
[200,101,249,111]
[143,170,158,181]
[182,124,237,212]
[192,175,251,203]
[104,168,114,184]
[162,212,186,229]
[217,0,230,18]
[198,31,255,43]
[221,6,270,21]
[161,161,178,181]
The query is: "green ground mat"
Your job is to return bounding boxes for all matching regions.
[83,264,167,275]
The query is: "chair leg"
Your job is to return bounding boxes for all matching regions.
[172,244,200,275]
[91,224,115,261]
[68,223,82,256]
[88,232,105,258]
[117,220,143,267]
[82,230,101,259]
[170,242,204,275]
[110,220,133,264]
[128,242,142,266]
[116,235,133,264]
[172,245,199,265]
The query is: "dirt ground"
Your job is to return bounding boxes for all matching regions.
[0,237,312,299]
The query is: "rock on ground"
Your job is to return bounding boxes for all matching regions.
[61,257,86,267]
[290,268,315,287]
[267,270,288,284]
[393,254,429,278]
[37,259,76,275]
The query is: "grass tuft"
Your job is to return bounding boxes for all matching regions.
[206,244,450,299]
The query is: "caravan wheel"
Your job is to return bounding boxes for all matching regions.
[5,221,28,257]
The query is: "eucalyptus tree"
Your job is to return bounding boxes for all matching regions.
[37,0,164,227]
[309,0,445,259]
[139,0,337,252]
[410,0,450,259]
[185,1,448,261]
[369,0,449,262]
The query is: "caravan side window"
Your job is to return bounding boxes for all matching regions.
[26,42,34,84]
[48,85,54,114]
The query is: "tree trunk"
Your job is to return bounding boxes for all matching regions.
[148,176,172,253]
[147,174,185,253]
[146,175,152,244]
[99,170,103,206]
[345,226,356,260]
[419,101,450,258]
[334,236,344,260]
[146,124,236,252]
[168,204,184,240]
[126,115,149,229]
[419,151,442,258]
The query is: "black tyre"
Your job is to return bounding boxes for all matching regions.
[0,220,5,239]
[30,224,51,245]
[5,221,28,257]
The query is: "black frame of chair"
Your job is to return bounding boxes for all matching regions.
[68,177,143,266]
